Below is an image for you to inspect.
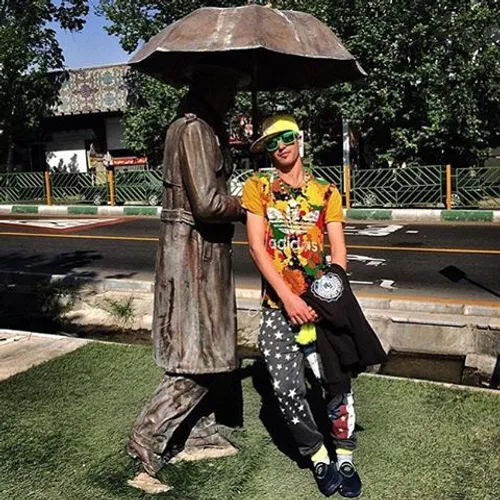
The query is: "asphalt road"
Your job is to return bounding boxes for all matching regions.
[0,216,499,303]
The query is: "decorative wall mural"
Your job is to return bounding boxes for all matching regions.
[54,65,129,115]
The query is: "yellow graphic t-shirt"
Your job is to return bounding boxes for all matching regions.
[242,171,344,308]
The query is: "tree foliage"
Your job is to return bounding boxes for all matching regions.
[0,0,88,171]
[99,0,500,168]
[123,71,186,167]
[323,0,500,167]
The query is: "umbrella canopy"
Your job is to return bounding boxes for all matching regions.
[129,4,366,90]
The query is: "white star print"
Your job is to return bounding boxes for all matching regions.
[277,363,283,370]
[292,345,299,352]
[274,332,284,339]
[288,388,297,398]
[292,417,300,425]
[263,349,271,357]
[265,318,274,328]
[275,353,282,359]
[273,380,281,390]
[285,354,291,361]
[298,405,304,412]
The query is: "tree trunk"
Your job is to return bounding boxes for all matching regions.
[6,140,14,173]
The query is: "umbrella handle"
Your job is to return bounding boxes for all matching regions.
[251,54,259,172]
[251,53,259,141]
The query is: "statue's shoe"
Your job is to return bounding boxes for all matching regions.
[170,435,239,463]
[127,472,172,495]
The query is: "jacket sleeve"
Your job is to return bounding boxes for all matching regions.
[179,119,245,223]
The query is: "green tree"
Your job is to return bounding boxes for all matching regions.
[0,0,88,172]
[124,71,185,167]
[322,0,500,167]
[100,0,500,168]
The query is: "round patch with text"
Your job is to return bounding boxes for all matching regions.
[311,272,343,302]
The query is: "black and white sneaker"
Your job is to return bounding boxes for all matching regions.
[313,461,342,497]
[338,462,362,498]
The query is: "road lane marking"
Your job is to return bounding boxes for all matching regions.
[344,224,403,236]
[348,254,386,266]
[1,232,499,255]
[0,218,125,233]
[380,279,397,290]
[0,218,118,229]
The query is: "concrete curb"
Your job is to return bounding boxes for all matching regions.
[2,328,498,393]
[0,204,161,217]
[346,208,499,222]
[2,271,500,386]
[2,270,499,320]
[1,204,499,222]
[0,270,156,293]
[0,328,91,343]
[361,372,500,396]
[5,272,498,377]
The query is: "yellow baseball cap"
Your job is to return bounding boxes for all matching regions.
[250,114,300,153]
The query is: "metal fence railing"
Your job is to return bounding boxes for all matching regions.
[229,168,262,196]
[455,166,500,208]
[51,171,109,205]
[114,170,163,206]
[350,165,444,208]
[312,166,344,193]
[0,172,45,204]
[0,165,498,209]
[229,166,344,197]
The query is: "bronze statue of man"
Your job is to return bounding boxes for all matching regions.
[127,65,248,493]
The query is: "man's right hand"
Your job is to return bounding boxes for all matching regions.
[281,293,318,326]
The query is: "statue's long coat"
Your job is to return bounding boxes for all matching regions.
[152,98,244,374]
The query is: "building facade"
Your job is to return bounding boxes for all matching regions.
[17,63,145,174]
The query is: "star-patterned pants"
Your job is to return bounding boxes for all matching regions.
[259,307,357,457]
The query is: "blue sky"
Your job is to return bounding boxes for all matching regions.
[55,4,130,69]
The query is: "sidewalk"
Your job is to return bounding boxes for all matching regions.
[0,329,90,381]
[1,204,500,222]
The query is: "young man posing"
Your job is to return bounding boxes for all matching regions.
[242,114,361,497]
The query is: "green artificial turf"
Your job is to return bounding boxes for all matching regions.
[0,343,499,500]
